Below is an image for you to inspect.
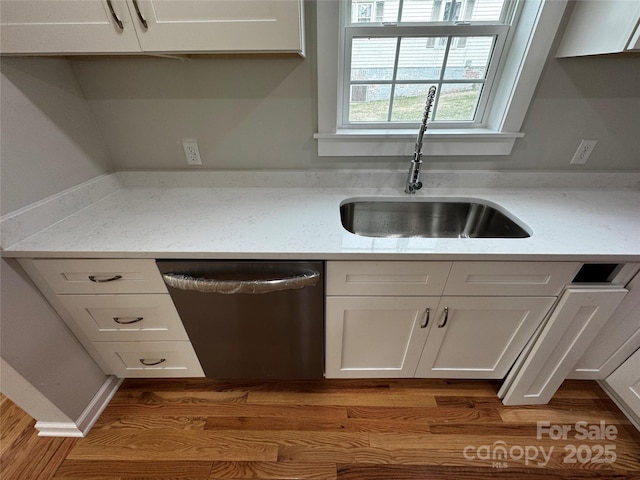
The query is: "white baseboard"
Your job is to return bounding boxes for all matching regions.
[34,421,89,438]
[35,376,123,437]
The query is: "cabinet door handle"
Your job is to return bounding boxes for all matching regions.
[88,274,122,283]
[139,358,166,366]
[106,0,124,30]
[113,316,144,325]
[420,308,430,328]
[132,0,148,29]
[438,307,449,328]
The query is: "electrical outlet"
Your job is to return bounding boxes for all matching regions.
[570,139,598,165]
[182,139,202,166]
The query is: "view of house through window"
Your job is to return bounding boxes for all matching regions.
[344,0,514,126]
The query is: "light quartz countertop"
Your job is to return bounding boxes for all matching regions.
[3,178,639,261]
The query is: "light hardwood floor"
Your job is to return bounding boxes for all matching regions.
[2,379,640,479]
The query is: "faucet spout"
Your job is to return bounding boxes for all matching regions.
[405,86,437,194]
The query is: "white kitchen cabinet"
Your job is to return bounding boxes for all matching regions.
[325,261,448,378]
[325,261,576,380]
[0,0,305,56]
[556,0,640,57]
[603,348,640,428]
[415,296,555,379]
[502,287,628,406]
[18,258,204,378]
[325,296,437,378]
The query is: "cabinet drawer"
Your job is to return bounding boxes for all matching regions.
[444,262,581,296]
[92,341,204,378]
[57,294,188,342]
[327,261,452,296]
[31,259,167,294]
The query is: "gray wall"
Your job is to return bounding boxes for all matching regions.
[67,3,640,172]
[0,57,113,215]
[1,259,108,420]
[0,58,111,421]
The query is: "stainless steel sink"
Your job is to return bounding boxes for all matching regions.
[340,199,530,239]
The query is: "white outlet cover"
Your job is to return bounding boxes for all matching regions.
[570,139,598,165]
[182,139,202,165]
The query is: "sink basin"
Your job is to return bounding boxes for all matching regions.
[340,199,530,239]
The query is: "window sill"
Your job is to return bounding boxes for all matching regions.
[314,129,524,157]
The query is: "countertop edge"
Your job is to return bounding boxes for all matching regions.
[3,250,640,262]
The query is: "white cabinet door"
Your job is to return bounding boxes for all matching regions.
[502,287,628,406]
[556,0,640,57]
[415,296,555,379]
[326,296,437,378]
[604,348,640,425]
[0,0,141,54]
[134,0,305,54]
[570,272,640,380]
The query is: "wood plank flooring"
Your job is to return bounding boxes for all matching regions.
[2,379,640,479]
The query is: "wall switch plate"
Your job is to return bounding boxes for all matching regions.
[182,139,202,165]
[570,139,597,165]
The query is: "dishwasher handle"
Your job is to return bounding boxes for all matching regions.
[162,271,320,294]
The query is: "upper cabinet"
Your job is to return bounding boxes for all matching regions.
[0,0,305,56]
[556,0,640,57]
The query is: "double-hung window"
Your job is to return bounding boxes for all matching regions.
[344,0,514,127]
[315,0,568,157]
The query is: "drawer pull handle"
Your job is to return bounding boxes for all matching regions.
[132,0,148,29]
[139,358,166,366]
[106,0,124,30]
[420,308,430,328]
[113,316,144,325]
[88,275,122,283]
[438,307,449,328]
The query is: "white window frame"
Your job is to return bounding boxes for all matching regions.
[315,0,568,157]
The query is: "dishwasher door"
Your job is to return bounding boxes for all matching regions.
[156,260,324,379]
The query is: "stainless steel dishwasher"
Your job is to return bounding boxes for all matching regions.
[156,260,324,379]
